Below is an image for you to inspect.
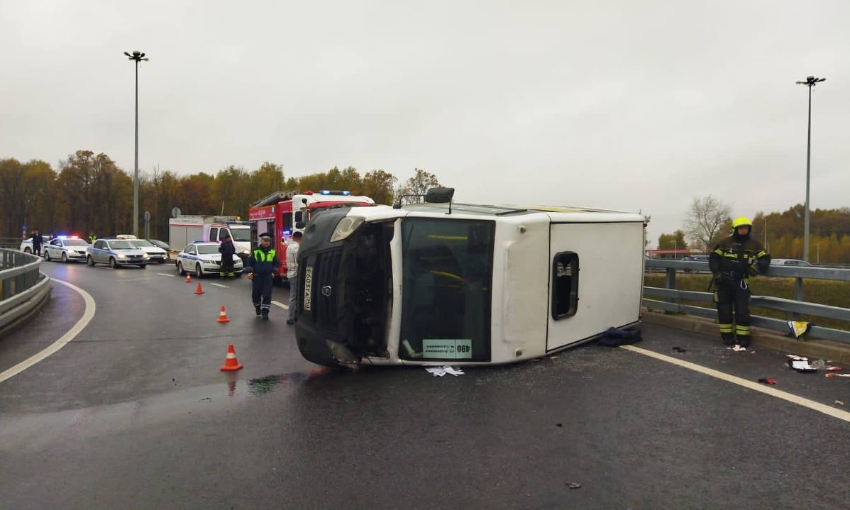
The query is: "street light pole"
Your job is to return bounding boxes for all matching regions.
[124,50,149,237]
[796,75,825,262]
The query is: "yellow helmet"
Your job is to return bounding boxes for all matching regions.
[732,216,752,229]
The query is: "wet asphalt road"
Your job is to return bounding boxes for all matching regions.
[1,261,850,509]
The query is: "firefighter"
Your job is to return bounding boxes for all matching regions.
[245,232,279,320]
[218,233,236,278]
[708,217,771,347]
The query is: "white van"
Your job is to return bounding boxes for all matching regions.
[294,188,646,367]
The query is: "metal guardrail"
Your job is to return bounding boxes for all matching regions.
[0,248,50,335]
[643,259,850,344]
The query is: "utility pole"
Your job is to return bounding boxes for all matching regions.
[124,50,149,237]
[795,75,826,262]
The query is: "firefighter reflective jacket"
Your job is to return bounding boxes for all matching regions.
[709,235,770,279]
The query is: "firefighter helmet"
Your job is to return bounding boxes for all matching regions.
[732,217,752,229]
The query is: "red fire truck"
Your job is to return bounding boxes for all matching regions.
[248,190,375,280]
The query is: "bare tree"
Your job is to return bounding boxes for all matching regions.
[396,168,441,204]
[683,195,732,250]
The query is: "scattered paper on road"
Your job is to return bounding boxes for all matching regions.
[425,366,465,377]
[788,359,818,372]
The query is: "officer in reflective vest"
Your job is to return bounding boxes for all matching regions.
[246,232,280,320]
[708,217,771,348]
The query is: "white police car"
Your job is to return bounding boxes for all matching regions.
[44,236,90,263]
[87,238,148,268]
[127,239,169,264]
[19,235,52,254]
[176,242,243,278]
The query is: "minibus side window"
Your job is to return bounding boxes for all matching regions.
[552,252,579,319]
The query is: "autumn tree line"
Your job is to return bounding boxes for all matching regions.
[0,151,442,242]
[658,195,850,264]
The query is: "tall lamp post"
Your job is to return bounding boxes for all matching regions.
[795,75,825,263]
[124,50,149,237]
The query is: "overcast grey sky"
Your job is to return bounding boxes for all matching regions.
[2,0,848,247]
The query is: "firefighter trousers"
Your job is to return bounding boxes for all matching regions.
[715,281,752,346]
[252,273,274,317]
[221,254,235,277]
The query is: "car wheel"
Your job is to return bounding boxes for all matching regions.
[109,257,120,269]
[61,253,68,263]
[45,251,51,261]
[195,263,203,278]
[24,248,32,254]
[158,259,165,264]
[140,264,147,269]
[87,255,95,267]
[177,262,185,275]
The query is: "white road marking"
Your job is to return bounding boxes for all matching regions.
[210,283,228,288]
[621,345,850,424]
[156,273,175,277]
[272,301,289,310]
[0,279,96,384]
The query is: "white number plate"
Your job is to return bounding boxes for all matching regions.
[303,266,313,311]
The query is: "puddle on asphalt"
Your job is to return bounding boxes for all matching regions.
[245,367,336,396]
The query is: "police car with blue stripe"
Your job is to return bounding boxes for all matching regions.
[44,236,90,263]
[176,242,243,278]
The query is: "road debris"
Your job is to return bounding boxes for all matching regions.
[788,359,818,372]
[825,373,850,378]
[672,346,686,353]
[566,482,582,489]
[835,400,845,406]
[757,378,777,385]
[424,366,465,377]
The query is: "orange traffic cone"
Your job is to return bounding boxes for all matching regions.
[185,274,192,283]
[220,344,243,371]
[217,306,230,323]
[195,282,204,295]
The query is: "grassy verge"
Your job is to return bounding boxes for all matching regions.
[644,274,850,331]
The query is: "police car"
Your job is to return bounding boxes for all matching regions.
[87,238,149,268]
[19,235,52,254]
[176,242,243,278]
[43,236,90,263]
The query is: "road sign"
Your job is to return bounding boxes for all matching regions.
[171,207,182,218]
[144,211,151,221]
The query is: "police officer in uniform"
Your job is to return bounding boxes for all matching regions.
[245,232,279,320]
[708,217,771,347]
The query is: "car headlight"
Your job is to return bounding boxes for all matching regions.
[143,255,149,259]
[330,216,364,243]
[117,254,126,258]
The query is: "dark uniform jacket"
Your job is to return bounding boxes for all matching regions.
[219,240,236,256]
[246,246,279,275]
[709,234,770,281]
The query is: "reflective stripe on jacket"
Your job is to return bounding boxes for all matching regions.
[246,247,279,275]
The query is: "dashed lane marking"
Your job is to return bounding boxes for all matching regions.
[0,279,96,384]
[210,283,228,288]
[621,344,850,424]
[156,273,175,277]
[272,301,289,310]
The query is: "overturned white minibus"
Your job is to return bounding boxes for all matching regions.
[294,188,646,367]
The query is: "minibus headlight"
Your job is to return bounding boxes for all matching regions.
[330,216,364,243]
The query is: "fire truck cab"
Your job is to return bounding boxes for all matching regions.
[248,190,375,281]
